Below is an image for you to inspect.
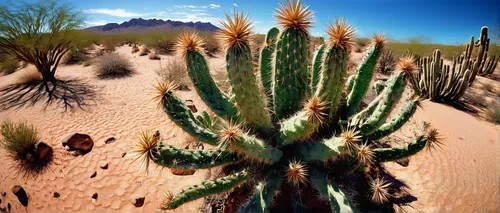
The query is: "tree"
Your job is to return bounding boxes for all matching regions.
[0,0,84,85]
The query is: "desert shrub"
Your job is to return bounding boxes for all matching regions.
[63,48,88,65]
[376,49,396,74]
[204,38,220,57]
[139,47,150,56]
[154,39,175,54]
[131,45,140,53]
[485,99,500,124]
[355,38,370,50]
[149,52,161,60]
[101,38,119,52]
[94,53,134,79]
[0,120,39,160]
[0,56,19,75]
[463,91,486,107]
[155,59,190,90]
[482,82,495,93]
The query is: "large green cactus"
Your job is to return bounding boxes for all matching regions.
[410,26,497,103]
[132,1,442,212]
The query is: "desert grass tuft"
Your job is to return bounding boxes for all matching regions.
[94,53,134,79]
[155,59,190,90]
[0,120,39,161]
[485,99,500,124]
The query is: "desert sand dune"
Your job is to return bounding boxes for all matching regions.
[0,46,498,212]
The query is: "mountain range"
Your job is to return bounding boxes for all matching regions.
[86,18,219,34]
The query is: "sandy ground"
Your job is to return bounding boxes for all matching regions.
[0,45,499,212]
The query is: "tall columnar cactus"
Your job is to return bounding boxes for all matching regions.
[410,26,497,103]
[260,27,280,100]
[131,1,442,212]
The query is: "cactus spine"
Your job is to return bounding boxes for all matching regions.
[133,2,441,212]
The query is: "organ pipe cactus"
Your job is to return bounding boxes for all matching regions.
[130,1,442,212]
[410,26,497,102]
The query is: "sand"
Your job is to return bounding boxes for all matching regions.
[0,45,498,212]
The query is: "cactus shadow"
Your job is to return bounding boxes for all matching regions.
[0,78,100,112]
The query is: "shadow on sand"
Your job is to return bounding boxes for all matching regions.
[0,78,99,111]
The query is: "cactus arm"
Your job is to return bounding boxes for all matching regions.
[299,137,348,162]
[312,44,326,90]
[231,133,283,163]
[346,43,383,116]
[310,166,358,213]
[369,100,418,140]
[152,142,243,169]
[350,94,382,127]
[260,27,280,101]
[373,135,428,162]
[239,172,283,213]
[315,46,349,118]
[162,93,219,145]
[279,111,319,145]
[346,74,355,92]
[373,80,386,95]
[227,44,272,129]
[185,51,238,119]
[358,71,406,135]
[273,29,310,119]
[163,170,249,209]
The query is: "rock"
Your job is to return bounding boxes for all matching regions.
[129,194,145,207]
[62,133,94,152]
[170,168,196,176]
[104,137,116,144]
[11,185,28,207]
[36,142,53,161]
[121,152,127,158]
[90,171,97,178]
[99,161,108,169]
[25,153,35,163]
[92,193,98,200]
[185,100,197,113]
[0,198,2,204]
[1,192,6,196]
[53,192,60,198]
[70,150,83,156]
[7,203,11,211]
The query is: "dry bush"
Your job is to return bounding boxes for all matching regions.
[212,67,231,93]
[139,47,150,56]
[63,48,88,65]
[463,91,486,107]
[131,45,139,54]
[204,38,221,57]
[156,59,190,90]
[485,99,500,124]
[354,38,370,53]
[376,49,396,74]
[102,39,119,52]
[154,39,175,55]
[149,52,161,60]
[0,56,19,75]
[94,53,134,79]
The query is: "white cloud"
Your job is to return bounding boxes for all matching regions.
[83,8,144,17]
[85,20,109,27]
[209,4,221,9]
[233,3,238,7]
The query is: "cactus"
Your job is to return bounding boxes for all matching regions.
[410,26,497,103]
[131,1,442,212]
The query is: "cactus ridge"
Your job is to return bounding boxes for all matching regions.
[134,1,442,211]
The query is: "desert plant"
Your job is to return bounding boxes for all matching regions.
[0,56,19,75]
[63,48,88,65]
[154,38,175,54]
[0,0,83,84]
[155,59,190,90]
[409,26,496,102]
[204,37,221,57]
[0,120,52,177]
[131,44,140,53]
[485,99,500,124]
[131,2,441,212]
[94,53,134,79]
[376,49,396,74]
[139,47,150,56]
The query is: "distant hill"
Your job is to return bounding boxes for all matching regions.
[86,18,219,34]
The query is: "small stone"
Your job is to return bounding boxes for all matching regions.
[90,171,97,178]
[71,150,82,156]
[1,192,6,196]
[62,133,94,152]
[121,152,126,158]
[36,142,53,161]
[104,137,116,144]
[92,193,98,200]
[11,185,28,207]
[99,161,108,169]
[7,203,11,211]
[53,192,60,198]
[129,194,145,207]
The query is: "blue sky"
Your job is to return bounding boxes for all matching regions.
[3,0,499,44]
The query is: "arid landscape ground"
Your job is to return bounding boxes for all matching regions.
[0,43,498,212]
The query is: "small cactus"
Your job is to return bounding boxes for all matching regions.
[131,1,441,212]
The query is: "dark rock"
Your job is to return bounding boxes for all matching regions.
[185,100,197,113]
[90,171,97,178]
[129,194,145,207]
[1,192,6,196]
[104,137,116,144]
[53,192,60,198]
[62,133,94,152]
[92,193,98,200]
[36,142,53,161]
[11,185,28,207]
[170,168,196,176]
[99,161,108,169]
[7,203,11,211]
[121,152,126,158]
